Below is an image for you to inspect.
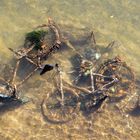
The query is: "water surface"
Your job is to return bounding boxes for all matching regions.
[0,0,140,140]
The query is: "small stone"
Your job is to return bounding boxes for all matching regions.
[110,15,114,18]
[95,53,101,60]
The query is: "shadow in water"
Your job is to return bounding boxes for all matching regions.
[40,99,70,125]
[79,93,108,116]
[128,79,140,117]
[129,106,140,117]
[128,97,140,117]
[40,90,109,124]
[108,95,127,103]
[0,99,25,115]
[15,57,37,80]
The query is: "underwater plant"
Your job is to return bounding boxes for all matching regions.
[25,30,48,50]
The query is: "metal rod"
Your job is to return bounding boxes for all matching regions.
[8,45,35,59]
[25,57,38,67]
[10,60,20,85]
[92,73,114,79]
[90,69,94,92]
[17,67,38,87]
[63,80,91,94]
[101,78,118,90]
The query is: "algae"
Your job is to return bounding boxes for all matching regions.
[25,30,48,50]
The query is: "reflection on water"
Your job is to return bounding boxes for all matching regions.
[0,0,140,140]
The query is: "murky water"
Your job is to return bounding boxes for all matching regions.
[0,0,140,140]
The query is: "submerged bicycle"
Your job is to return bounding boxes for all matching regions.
[41,57,135,123]
[0,19,62,108]
[0,19,135,122]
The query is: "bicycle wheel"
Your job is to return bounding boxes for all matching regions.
[94,57,135,97]
[41,87,78,124]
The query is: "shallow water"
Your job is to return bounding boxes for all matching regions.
[0,0,140,140]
